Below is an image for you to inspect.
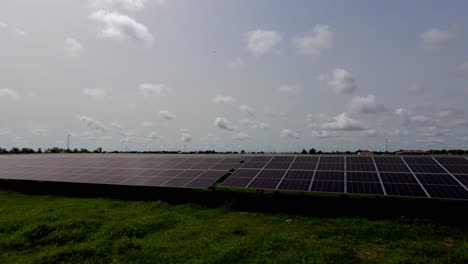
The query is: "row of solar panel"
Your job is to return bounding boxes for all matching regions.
[0,167,227,189]
[220,169,468,200]
[2,156,467,174]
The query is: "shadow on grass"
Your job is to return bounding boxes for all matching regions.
[1,179,467,225]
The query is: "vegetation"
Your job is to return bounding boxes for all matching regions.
[2,146,468,155]
[0,190,467,263]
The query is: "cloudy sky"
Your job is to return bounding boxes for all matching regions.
[1,0,468,152]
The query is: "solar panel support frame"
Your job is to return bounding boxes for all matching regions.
[400,156,431,198]
[307,156,322,192]
[432,157,468,192]
[371,156,387,195]
[344,156,347,193]
[275,156,298,190]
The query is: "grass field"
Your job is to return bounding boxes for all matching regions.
[0,189,467,264]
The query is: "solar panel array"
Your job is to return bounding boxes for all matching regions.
[0,154,468,201]
[220,155,468,201]
[0,155,245,189]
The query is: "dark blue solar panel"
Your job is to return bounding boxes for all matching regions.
[310,181,344,193]
[383,183,427,198]
[347,182,384,195]
[277,180,311,191]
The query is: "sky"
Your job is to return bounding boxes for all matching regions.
[1,0,468,152]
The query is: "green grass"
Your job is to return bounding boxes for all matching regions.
[0,190,467,264]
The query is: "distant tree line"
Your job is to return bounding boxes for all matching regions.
[1,147,468,155]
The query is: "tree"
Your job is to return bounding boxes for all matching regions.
[240,150,246,154]
[308,148,317,154]
[301,149,307,154]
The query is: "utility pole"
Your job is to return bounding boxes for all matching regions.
[385,138,389,153]
[67,133,70,151]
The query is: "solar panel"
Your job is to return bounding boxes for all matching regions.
[310,181,344,193]
[314,171,344,181]
[423,185,468,200]
[2,154,468,200]
[380,173,419,184]
[415,174,460,185]
[347,182,384,195]
[346,172,380,182]
[383,183,428,198]
[277,179,311,191]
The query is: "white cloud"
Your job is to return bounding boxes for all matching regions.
[83,88,107,99]
[0,21,7,28]
[278,84,301,96]
[212,94,235,104]
[349,94,383,114]
[214,117,234,131]
[245,30,282,56]
[311,130,340,138]
[409,115,433,126]
[78,116,106,132]
[141,121,153,128]
[258,122,271,130]
[31,127,48,137]
[424,126,446,137]
[110,122,123,130]
[393,129,409,136]
[326,68,357,94]
[147,132,163,141]
[406,84,424,95]
[0,88,21,101]
[90,0,154,11]
[292,24,333,57]
[158,110,175,120]
[321,112,365,131]
[64,38,84,56]
[14,28,29,37]
[421,27,455,47]
[364,129,379,137]
[281,129,300,139]
[89,10,154,46]
[232,132,250,141]
[239,105,255,116]
[181,132,192,143]
[138,83,170,96]
[459,61,468,78]
[229,57,244,69]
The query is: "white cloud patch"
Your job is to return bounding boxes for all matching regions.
[458,61,468,78]
[78,116,106,132]
[232,132,250,141]
[364,129,379,137]
[141,121,153,128]
[421,27,456,47]
[258,122,271,130]
[147,132,163,141]
[110,121,124,130]
[180,132,192,143]
[406,84,424,95]
[89,10,154,46]
[64,38,84,56]
[324,68,357,94]
[424,126,446,137]
[14,28,29,37]
[158,110,175,120]
[321,113,366,131]
[138,83,170,96]
[83,88,107,99]
[31,127,49,137]
[212,94,235,104]
[281,129,300,139]
[311,130,340,138]
[239,105,255,116]
[90,0,155,11]
[0,88,21,101]
[292,24,333,57]
[278,84,301,96]
[245,30,282,56]
[229,57,244,69]
[349,94,383,114]
[0,21,7,28]
[214,117,234,131]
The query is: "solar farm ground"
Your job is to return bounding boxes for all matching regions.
[0,190,467,264]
